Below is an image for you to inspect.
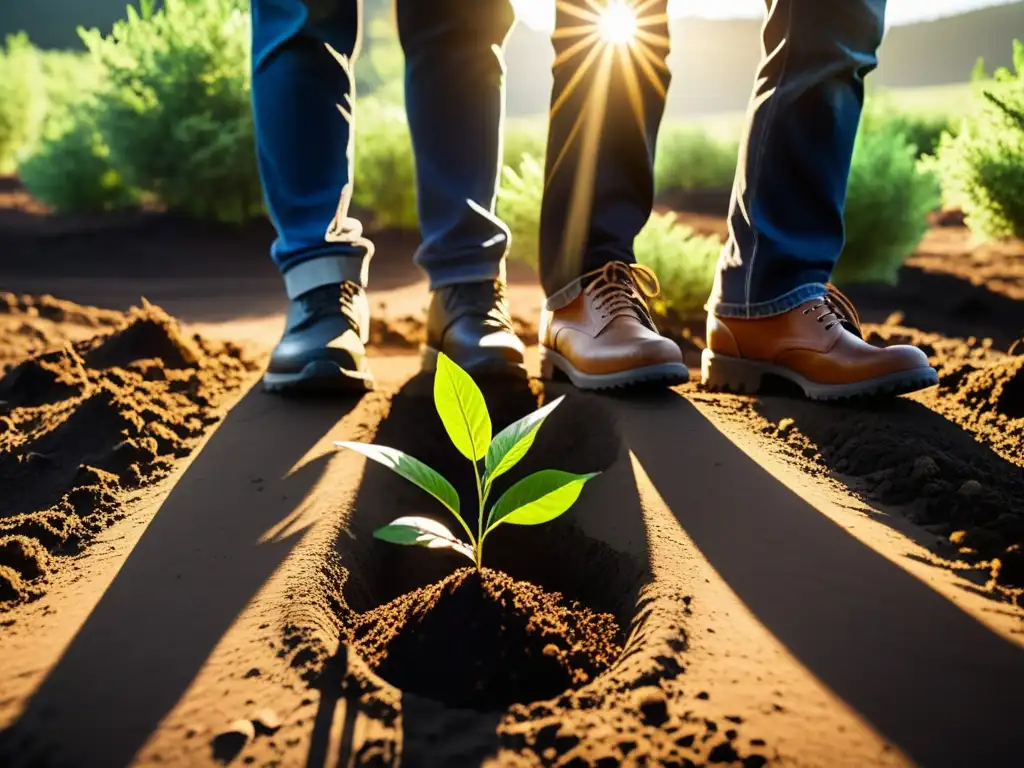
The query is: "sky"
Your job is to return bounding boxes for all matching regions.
[510,0,1018,31]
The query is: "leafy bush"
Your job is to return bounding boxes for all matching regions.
[835,115,941,285]
[861,95,959,158]
[635,212,721,318]
[0,33,45,173]
[933,40,1024,240]
[497,152,723,317]
[503,119,547,172]
[19,99,139,214]
[496,154,544,268]
[654,125,738,192]
[353,97,418,229]
[79,0,262,223]
[19,49,140,213]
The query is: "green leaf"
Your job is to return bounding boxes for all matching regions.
[484,396,564,483]
[433,351,491,462]
[488,469,598,529]
[373,516,475,562]
[335,441,461,520]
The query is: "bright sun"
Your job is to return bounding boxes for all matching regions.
[596,0,638,45]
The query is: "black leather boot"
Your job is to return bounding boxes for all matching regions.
[423,280,526,378]
[263,280,374,393]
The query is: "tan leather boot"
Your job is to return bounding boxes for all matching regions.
[701,286,938,400]
[539,262,687,390]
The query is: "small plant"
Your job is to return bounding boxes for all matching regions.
[336,353,598,568]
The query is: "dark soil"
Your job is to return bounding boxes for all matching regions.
[0,297,258,610]
[352,567,623,711]
[698,322,1024,597]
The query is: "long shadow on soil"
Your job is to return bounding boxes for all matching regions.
[753,392,1024,592]
[313,375,650,766]
[618,392,1024,768]
[0,384,362,768]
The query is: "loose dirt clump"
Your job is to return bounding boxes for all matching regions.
[0,297,259,611]
[352,567,623,711]
[700,323,1024,597]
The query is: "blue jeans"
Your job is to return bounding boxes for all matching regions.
[250,0,514,296]
[540,0,886,314]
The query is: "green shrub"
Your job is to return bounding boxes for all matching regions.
[497,152,722,317]
[933,40,1024,240]
[496,153,544,268]
[19,98,139,214]
[835,116,941,285]
[0,33,45,173]
[503,119,547,172]
[353,97,418,229]
[861,96,958,158]
[635,212,721,318]
[654,125,738,192]
[79,0,262,224]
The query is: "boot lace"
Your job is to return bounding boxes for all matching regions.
[583,261,661,328]
[801,283,862,336]
[441,280,516,333]
[297,281,363,331]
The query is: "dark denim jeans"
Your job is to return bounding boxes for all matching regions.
[540,0,886,314]
[251,0,514,295]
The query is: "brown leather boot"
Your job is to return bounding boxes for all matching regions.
[701,285,938,400]
[539,262,687,390]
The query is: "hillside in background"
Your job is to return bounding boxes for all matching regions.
[2,0,1021,117]
[504,2,1024,117]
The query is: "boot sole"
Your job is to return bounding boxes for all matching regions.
[701,349,939,401]
[263,359,375,395]
[421,346,528,379]
[539,347,689,390]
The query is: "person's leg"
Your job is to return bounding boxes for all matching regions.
[702,0,937,400]
[397,0,525,378]
[537,0,686,390]
[252,0,374,393]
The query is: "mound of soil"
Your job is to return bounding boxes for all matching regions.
[352,568,623,711]
[0,297,258,610]
[710,323,1024,596]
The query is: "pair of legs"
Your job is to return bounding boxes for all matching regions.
[253,0,526,391]
[538,0,937,397]
[252,0,937,398]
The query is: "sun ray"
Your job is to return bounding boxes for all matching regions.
[632,0,663,17]
[636,13,670,28]
[628,39,669,95]
[551,37,605,115]
[555,0,601,24]
[552,23,603,40]
[544,103,590,185]
[634,27,670,49]
[559,45,616,277]
[617,42,648,134]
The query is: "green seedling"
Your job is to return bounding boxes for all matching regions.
[335,352,599,568]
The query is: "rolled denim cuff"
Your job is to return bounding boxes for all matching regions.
[544,276,585,312]
[709,282,828,319]
[283,252,371,299]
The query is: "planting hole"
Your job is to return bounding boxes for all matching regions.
[338,374,650,710]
